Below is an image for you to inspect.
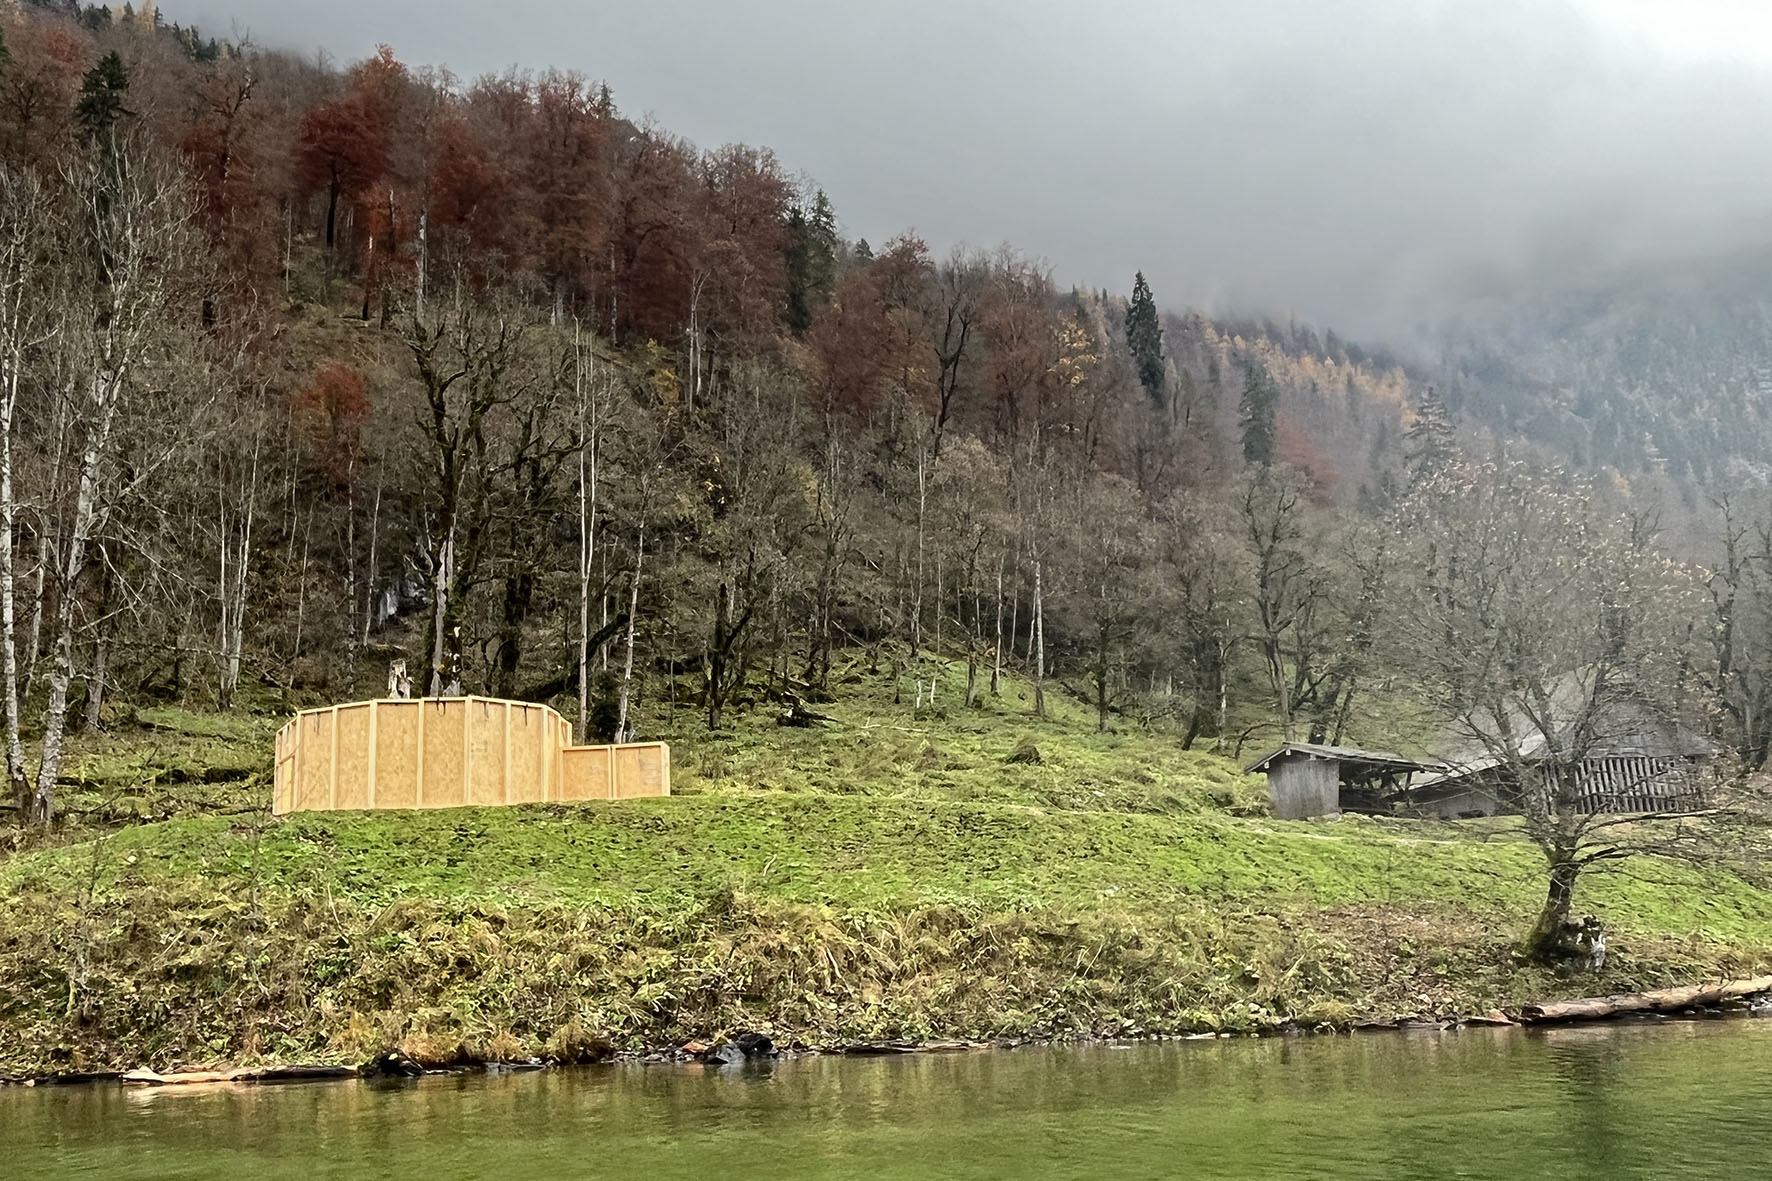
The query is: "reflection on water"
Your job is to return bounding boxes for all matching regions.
[6,1020,1772,1179]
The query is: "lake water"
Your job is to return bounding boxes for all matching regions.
[6,1020,1772,1179]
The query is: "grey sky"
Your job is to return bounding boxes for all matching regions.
[176,0,1772,340]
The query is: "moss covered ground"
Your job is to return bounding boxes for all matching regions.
[2,663,1769,1077]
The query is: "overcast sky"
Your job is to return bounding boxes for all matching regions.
[174,0,1772,340]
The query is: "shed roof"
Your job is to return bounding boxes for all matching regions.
[1243,742,1433,776]
[1422,672,1717,784]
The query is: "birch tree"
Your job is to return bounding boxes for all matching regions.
[0,165,54,811]
[31,142,205,825]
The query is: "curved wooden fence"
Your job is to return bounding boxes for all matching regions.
[272,696,669,815]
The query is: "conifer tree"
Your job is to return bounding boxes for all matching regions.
[1405,385,1457,485]
[76,52,131,143]
[1125,271,1165,408]
[1239,358,1277,466]
[785,189,838,335]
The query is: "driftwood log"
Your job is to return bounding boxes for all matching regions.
[122,1065,359,1085]
[1521,975,1772,1024]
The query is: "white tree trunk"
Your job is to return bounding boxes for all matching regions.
[35,370,120,824]
[429,531,454,696]
[219,428,260,710]
[992,552,1004,696]
[576,324,599,742]
[415,209,427,325]
[615,527,644,743]
[0,221,29,807]
[1032,554,1046,719]
[360,477,379,650]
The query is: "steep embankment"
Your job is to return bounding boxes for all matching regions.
[2,677,1769,1078]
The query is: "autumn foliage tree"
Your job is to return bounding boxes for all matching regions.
[294,92,387,250]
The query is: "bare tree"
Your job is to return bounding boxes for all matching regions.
[0,165,55,810]
[402,270,526,696]
[1238,465,1339,742]
[1388,456,1710,962]
[32,142,206,825]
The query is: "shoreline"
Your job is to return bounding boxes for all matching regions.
[10,983,1772,1090]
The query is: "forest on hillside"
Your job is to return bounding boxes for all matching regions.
[6,0,1772,848]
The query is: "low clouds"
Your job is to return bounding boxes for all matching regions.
[183,0,1772,339]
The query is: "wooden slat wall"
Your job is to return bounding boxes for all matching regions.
[1571,756,1705,814]
[271,697,670,815]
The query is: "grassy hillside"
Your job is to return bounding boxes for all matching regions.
[2,665,1769,1078]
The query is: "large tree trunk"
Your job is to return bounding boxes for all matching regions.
[492,569,535,699]
[324,175,340,250]
[1524,855,1581,964]
[427,531,456,696]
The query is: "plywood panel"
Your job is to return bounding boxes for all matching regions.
[295,710,333,813]
[561,746,611,802]
[467,698,506,805]
[375,702,420,809]
[422,700,466,806]
[272,726,292,814]
[508,705,549,803]
[332,704,372,810]
[611,745,654,799]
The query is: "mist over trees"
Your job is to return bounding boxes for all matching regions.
[2,0,1771,930]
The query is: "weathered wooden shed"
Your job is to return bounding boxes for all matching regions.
[1405,678,1717,819]
[1243,743,1430,820]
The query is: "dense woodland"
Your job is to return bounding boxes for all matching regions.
[5,0,1772,916]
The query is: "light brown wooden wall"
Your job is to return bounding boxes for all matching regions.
[271,697,670,815]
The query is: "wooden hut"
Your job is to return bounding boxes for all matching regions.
[1405,678,1715,819]
[1243,743,1431,819]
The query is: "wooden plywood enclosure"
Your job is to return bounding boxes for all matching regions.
[272,697,670,815]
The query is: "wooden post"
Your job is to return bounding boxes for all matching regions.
[607,741,616,800]
[366,700,379,809]
[462,697,473,805]
[415,700,426,808]
[503,700,513,805]
[328,705,339,811]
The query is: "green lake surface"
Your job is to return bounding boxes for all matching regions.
[6,1020,1772,1179]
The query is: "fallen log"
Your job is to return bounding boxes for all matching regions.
[122,1065,359,1086]
[1521,974,1772,1024]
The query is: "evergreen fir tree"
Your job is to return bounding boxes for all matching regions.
[1239,358,1278,466]
[853,238,873,263]
[1125,271,1166,409]
[76,51,131,143]
[785,189,839,335]
[1404,385,1457,485]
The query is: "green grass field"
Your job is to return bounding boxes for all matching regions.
[2,661,1768,1077]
